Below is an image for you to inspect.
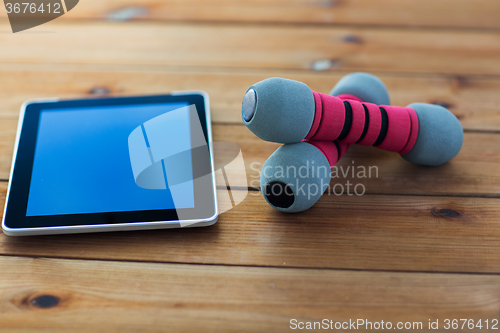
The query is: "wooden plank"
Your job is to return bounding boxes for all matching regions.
[2,0,500,30]
[221,125,500,197]
[0,121,15,181]
[1,21,500,75]
[1,181,500,273]
[218,129,500,197]
[217,127,500,197]
[1,68,500,131]
[1,120,499,196]
[1,256,500,332]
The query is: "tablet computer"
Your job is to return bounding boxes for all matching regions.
[2,92,218,236]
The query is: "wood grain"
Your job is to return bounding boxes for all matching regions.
[214,126,500,197]
[1,68,500,130]
[2,0,500,30]
[0,0,499,331]
[2,181,500,273]
[1,21,500,75]
[1,120,499,196]
[0,120,15,181]
[1,256,500,332]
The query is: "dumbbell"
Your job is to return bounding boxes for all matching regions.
[242,73,463,166]
[259,74,390,212]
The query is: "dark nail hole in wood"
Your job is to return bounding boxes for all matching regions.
[342,35,363,44]
[317,0,339,8]
[450,75,470,89]
[431,207,463,219]
[89,87,111,95]
[431,101,453,109]
[31,295,60,309]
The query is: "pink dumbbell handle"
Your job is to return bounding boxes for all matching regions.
[303,94,355,168]
[304,92,419,155]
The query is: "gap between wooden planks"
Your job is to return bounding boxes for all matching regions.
[1,182,500,273]
[2,123,499,197]
[0,21,499,76]
[1,256,499,333]
[0,68,500,130]
[1,0,500,30]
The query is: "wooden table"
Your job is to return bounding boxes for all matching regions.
[1,1,500,331]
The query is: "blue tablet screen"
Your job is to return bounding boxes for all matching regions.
[26,102,195,216]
